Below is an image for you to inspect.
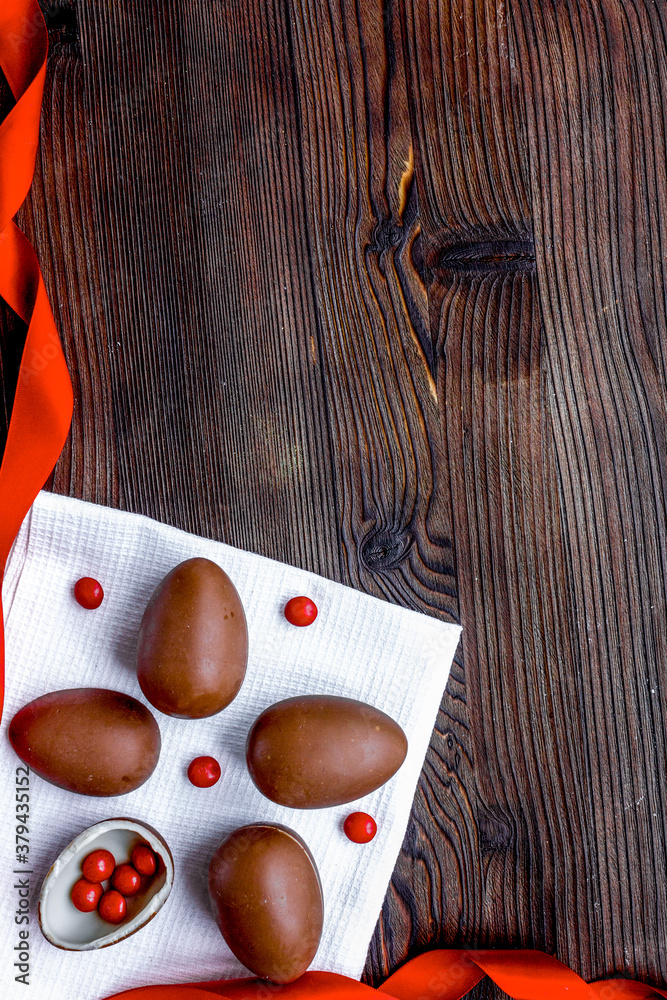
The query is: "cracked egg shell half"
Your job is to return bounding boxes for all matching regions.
[39,818,173,950]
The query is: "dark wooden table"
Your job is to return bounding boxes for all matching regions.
[2,0,667,991]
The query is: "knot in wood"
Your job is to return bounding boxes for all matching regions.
[40,1,78,46]
[441,731,461,773]
[438,239,535,275]
[478,810,513,853]
[360,528,412,572]
[367,218,404,255]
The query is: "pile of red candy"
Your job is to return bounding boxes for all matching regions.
[71,844,159,923]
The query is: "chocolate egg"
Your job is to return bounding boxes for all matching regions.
[246,694,408,808]
[208,823,323,983]
[136,557,248,718]
[9,689,161,796]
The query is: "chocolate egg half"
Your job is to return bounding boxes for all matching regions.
[9,688,161,796]
[39,817,173,950]
[136,557,248,718]
[246,694,408,808]
[208,823,323,984]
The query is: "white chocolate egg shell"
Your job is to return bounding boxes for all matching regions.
[39,817,173,950]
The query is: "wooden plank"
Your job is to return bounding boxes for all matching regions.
[402,0,667,982]
[287,0,457,614]
[27,0,342,574]
[286,0,460,978]
[74,0,342,570]
[510,0,667,980]
[400,0,588,966]
[32,32,118,504]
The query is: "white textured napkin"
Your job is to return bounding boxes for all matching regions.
[0,491,460,1000]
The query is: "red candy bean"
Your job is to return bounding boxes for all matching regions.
[81,848,115,882]
[71,878,103,912]
[343,812,377,843]
[98,889,126,924]
[112,864,142,896]
[188,756,221,788]
[131,844,157,876]
[74,577,104,610]
[284,596,318,627]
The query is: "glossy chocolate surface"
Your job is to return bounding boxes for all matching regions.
[246,694,408,808]
[208,823,323,984]
[9,688,161,796]
[136,557,247,718]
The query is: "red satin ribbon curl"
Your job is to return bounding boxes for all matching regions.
[2,10,666,1000]
[101,952,667,1000]
[0,0,73,723]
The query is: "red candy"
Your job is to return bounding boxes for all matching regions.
[71,878,103,912]
[343,812,377,843]
[74,577,104,610]
[188,755,221,788]
[112,864,142,896]
[81,848,115,882]
[98,889,127,924]
[284,596,318,627]
[131,844,157,876]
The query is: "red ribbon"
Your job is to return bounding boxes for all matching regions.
[3,9,667,1000]
[0,0,73,723]
[101,951,667,1000]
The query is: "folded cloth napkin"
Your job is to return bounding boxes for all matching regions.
[0,491,461,1000]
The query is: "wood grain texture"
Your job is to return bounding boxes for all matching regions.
[401,0,667,984]
[399,0,583,968]
[285,0,460,979]
[4,0,667,989]
[71,0,343,569]
[288,0,457,614]
[510,0,667,979]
